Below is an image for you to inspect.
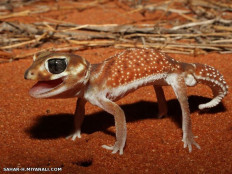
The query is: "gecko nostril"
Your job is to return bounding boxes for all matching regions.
[24,69,35,80]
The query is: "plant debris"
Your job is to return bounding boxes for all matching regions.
[0,0,232,63]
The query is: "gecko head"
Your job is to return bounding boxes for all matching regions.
[24,51,90,98]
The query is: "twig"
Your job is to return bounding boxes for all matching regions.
[1,46,87,62]
[171,19,216,30]
[1,0,232,60]
[0,10,30,20]
[0,32,47,50]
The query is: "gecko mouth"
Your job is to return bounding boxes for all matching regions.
[29,77,64,97]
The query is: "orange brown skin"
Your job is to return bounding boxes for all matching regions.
[25,48,228,155]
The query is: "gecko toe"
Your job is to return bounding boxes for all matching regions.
[182,134,200,152]
[66,131,81,141]
[102,145,114,150]
[102,144,124,155]
[194,142,201,150]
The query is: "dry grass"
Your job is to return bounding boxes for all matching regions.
[0,0,232,62]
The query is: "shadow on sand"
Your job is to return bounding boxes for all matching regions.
[25,95,226,139]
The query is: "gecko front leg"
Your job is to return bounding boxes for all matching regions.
[95,98,127,155]
[167,74,200,152]
[66,98,86,140]
[154,86,168,118]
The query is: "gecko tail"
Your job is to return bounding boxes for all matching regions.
[198,94,225,110]
[192,63,228,110]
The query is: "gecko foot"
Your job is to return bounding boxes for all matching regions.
[102,142,124,155]
[66,130,81,141]
[182,133,201,152]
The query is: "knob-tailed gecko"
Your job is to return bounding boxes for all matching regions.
[24,48,228,155]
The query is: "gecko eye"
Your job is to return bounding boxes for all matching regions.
[47,58,67,74]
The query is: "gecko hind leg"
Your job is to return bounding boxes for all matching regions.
[153,86,168,118]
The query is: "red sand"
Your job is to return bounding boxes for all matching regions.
[0,1,231,173]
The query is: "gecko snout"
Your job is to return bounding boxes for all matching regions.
[24,69,36,80]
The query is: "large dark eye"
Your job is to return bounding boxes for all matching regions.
[48,58,67,74]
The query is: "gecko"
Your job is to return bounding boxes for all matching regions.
[24,48,228,155]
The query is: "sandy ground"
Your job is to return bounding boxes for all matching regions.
[0,1,231,173]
